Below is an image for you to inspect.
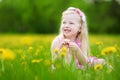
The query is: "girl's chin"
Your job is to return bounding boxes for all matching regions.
[63,34,71,38]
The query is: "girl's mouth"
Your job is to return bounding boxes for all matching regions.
[64,29,71,33]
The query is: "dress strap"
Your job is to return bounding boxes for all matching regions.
[74,39,81,47]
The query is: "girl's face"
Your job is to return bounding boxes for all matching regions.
[61,13,81,40]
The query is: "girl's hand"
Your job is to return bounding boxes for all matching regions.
[60,39,70,48]
[60,39,80,52]
[69,42,79,51]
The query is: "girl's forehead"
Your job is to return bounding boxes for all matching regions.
[62,13,81,21]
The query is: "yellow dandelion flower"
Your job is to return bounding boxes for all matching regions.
[59,52,66,57]
[61,46,67,52]
[0,49,15,60]
[102,46,117,56]
[102,50,109,56]
[31,59,43,63]
[59,46,68,57]
[94,64,103,71]
[22,37,32,46]
[107,47,116,53]
[0,48,5,55]
[53,48,59,54]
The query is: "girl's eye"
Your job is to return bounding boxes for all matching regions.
[62,21,66,24]
[70,22,74,24]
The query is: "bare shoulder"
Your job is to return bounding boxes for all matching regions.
[51,35,60,44]
[51,35,62,51]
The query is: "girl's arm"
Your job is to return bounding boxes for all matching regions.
[76,48,88,65]
[69,42,88,65]
[51,36,61,63]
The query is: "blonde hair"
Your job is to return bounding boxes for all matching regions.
[59,7,89,56]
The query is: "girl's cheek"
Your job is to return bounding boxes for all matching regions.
[60,26,64,31]
[61,27,64,31]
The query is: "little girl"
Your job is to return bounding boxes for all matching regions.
[51,7,105,69]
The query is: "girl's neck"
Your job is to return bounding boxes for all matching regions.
[64,36,77,41]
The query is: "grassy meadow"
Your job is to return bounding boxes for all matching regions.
[0,34,120,80]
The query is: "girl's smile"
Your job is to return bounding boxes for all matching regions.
[63,28,71,34]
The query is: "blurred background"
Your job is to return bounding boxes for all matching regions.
[0,0,120,34]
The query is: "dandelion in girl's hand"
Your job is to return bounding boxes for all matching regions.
[102,46,117,56]
[61,46,67,52]
[59,47,68,57]
[53,47,68,57]
[94,64,103,71]
[59,51,66,57]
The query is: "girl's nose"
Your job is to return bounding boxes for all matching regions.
[65,24,69,28]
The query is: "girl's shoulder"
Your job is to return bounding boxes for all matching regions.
[53,35,63,43]
[51,35,63,49]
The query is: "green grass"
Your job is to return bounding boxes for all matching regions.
[0,34,120,80]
